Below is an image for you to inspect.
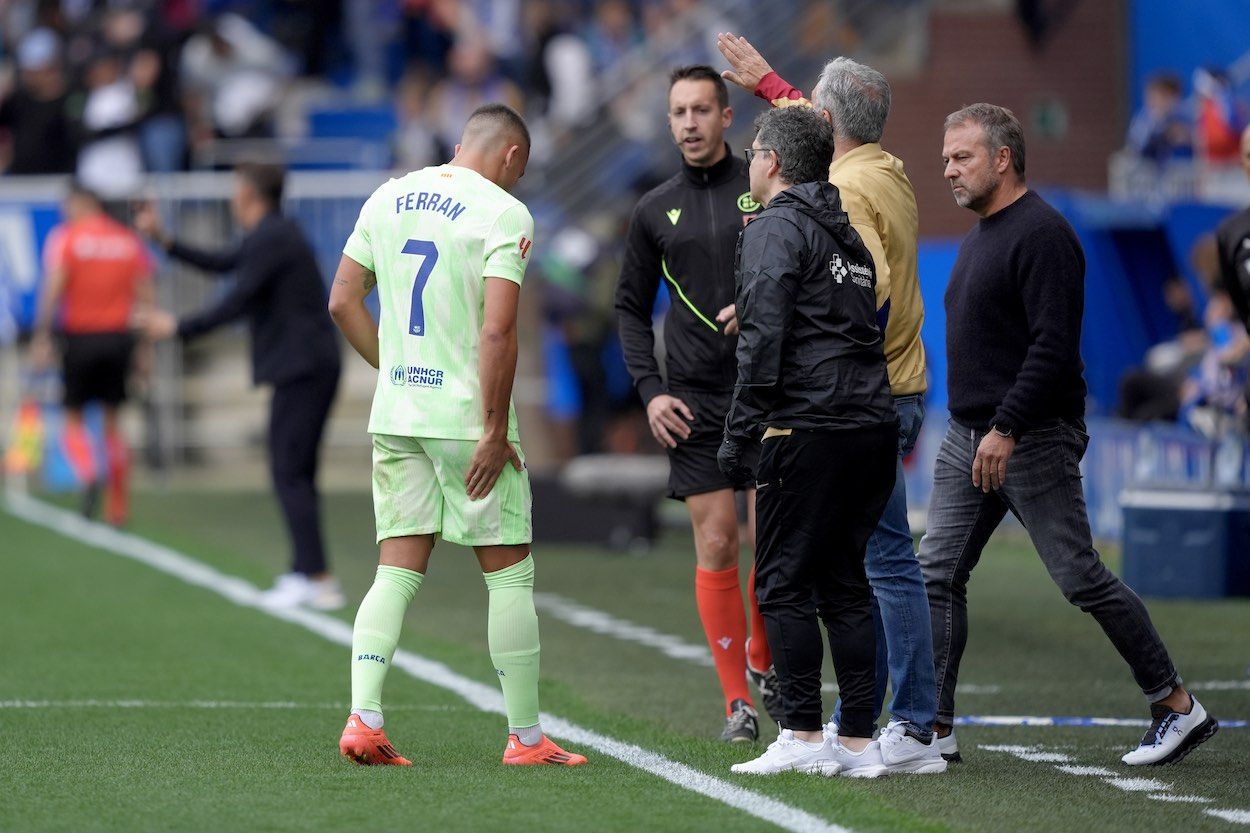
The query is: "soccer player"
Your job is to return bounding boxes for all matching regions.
[30,182,153,526]
[615,65,776,742]
[328,103,586,767]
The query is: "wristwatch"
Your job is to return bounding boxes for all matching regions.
[991,424,1014,438]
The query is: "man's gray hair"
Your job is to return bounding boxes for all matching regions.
[810,57,891,144]
[754,107,835,186]
[944,103,1026,178]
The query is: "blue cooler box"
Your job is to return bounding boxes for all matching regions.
[1121,489,1250,599]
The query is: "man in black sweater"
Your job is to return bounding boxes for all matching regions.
[921,104,1217,767]
[136,163,344,610]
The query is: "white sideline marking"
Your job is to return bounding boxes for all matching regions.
[984,745,1250,821]
[3,493,851,833]
[0,700,464,711]
[1105,777,1172,793]
[1149,794,1213,804]
[1056,765,1115,776]
[1207,809,1250,824]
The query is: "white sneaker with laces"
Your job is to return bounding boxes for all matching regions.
[1122,696,1218,766]
[879,720,948,774]
[730,729,841,776]
[832,737,888,778]
[260,573,346,610]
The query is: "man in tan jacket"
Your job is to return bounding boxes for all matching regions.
[718,34,944,773]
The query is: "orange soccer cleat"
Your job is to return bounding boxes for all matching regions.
[339,714,412,766]
[502,734,588,766]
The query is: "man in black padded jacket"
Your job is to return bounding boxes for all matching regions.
[135,162,345,612]
[615,65,776,743]
[722,107,900,778]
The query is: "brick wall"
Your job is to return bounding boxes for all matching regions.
[882,0,1126,237]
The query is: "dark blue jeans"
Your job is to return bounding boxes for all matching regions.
[919,420,1181,725]
[834,394,937,737]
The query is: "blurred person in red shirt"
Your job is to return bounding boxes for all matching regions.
[30,182,154,526]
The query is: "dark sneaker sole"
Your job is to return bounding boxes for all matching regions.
[722,733,758,743]
[1150,717,1219,766]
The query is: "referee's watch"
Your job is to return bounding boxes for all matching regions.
[991,424,1014,439]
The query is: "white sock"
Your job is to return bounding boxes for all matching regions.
[356,709,384,729]
[512,723,543,746]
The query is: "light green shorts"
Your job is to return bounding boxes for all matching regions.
[371,434,533,547]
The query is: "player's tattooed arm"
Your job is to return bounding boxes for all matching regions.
[329,254,380,367]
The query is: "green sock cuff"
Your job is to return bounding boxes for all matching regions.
[483,555,534,590]
[375,565,424,601]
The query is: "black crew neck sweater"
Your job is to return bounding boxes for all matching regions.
[944,190,1087,434]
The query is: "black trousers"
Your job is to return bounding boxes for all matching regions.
[269,368,339,575]
[753,424,897,736]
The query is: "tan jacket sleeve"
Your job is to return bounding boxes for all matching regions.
[837,182,890,310]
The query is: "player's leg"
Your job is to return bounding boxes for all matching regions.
[98,332,136,527]
[340,435,441,766]
[59,335,100,516]
[687,489,757,740]
[743,488,781,723]
[434,438,585,765]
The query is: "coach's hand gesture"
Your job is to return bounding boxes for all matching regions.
[716,304,739,335]
[972,431,1016,492]
[717,33,774,95]
[466,434,524,500]
[646,394,694,449]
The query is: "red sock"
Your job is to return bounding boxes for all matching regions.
[695,566,752,714]
[63,421,98,486]
[746,565,773,672]
[104,431,130,527]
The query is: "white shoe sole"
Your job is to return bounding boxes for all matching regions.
[731,760,842,777]
[885,758,949,774]
[840,764,888,779]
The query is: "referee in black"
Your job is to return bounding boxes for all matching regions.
[722,107,898,777]
[135,162,345,610]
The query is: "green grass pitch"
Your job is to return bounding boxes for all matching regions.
[1,488,1247,833]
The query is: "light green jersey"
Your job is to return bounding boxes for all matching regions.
[344,164,535,441]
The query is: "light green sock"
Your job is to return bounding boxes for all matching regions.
[484,555,541,729]
[350,565,424,714]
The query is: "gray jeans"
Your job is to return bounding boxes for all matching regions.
[918,420,1180,725]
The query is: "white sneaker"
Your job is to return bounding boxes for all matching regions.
[832,739,888,778]
[879,720,948,774]
[260,573,346,610]
[730,729,841,776]
[1122,696,1219,766]
[936,729,961,763]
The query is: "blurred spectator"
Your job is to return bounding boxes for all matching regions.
[0,28,77,175]
[523,0,596,136]
[100,5,187,172]
[425,35,522,158]
[401,0,458,75]
[1180,289,1250,437]
[581,0,641,73]
[76,48,145,198]
[392,69,440,170]
[180,14,291,149]
[1195,67,1247,165]
[1117,277,1206,422]
[1126,73,1192,166]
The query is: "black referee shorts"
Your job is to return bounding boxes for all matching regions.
[61,332,136,410]
[665,388,758,500]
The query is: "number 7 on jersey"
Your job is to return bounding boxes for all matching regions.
[402,238,439,336]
